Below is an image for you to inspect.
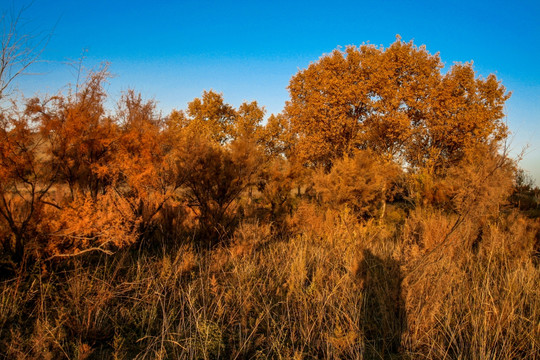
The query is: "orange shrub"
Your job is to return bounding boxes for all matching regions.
[175,132,262,243]
[314,150,401,219]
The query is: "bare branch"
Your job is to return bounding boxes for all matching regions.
[45,245,114,261]
[0,3,51,102]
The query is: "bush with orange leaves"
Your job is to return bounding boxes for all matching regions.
[3,70,185,261]
[0,106,58,263]
[409,144,515,220]
[25,66,118,201]
[43,191,140,258]
[111,90,184,241]
[174,131,262,244]
[314,150,402,219]
[446,146,515,217]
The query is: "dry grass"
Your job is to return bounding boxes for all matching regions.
[0,206,539,359]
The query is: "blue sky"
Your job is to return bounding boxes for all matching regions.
[4,0,540,182]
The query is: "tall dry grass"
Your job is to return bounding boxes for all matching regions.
[0,205,538,359]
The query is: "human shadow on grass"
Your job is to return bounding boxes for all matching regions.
[359,249,406,359]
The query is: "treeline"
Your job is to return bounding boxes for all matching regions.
[1,38,532,265]
[1,66,288,263]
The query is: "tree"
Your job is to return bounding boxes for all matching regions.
[0,4,48,103]
[285,37,509,173]
[112,90,183,240]
[232,100,265,141]
[185,90,237,144]
[259,113,295,158]
[174,129,262,243]
[172,91,273,148]
[415,63,509,172]
[26,66,117,200]
[0,106,57,262]
[22,71,179,257]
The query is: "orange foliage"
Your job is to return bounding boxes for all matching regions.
[0,38,524,265]
[409,144,515,217]
[44,191,140,257]
[259,113,295,158]
[257,157,297,223]
[0,107,57,261]
[174,131,262,242]
[185,90,237,144]
[286,37,509,172]
[314,150,401,218]
[233,101,265,142]
[112,90,181,237]
[26,66,117,200]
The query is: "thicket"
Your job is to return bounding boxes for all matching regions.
[1,38,539,359]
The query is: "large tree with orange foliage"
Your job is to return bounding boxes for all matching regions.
[286,37,509,172]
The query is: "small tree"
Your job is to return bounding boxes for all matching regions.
[232,100,265,142]
[0,108,57,262]
[175,130,261,244]
[0,4,48,103]
[26,66,117,200]
[112,90,183,240]
[185,90,237,144]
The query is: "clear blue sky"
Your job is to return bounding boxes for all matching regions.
[4,0,540,182]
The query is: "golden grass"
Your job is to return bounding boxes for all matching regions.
[0,207,538,359]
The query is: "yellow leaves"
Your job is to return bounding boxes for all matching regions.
[234,101,265,140]
[286,38,509,171]
[259,113,293,157]
[186,90,236,144]
[177,91,268,147]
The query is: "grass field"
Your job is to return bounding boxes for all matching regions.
[1,203,538,359]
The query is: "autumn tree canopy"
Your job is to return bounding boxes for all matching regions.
[285,37,510,172]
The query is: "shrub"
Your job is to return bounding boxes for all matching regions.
[314,149,401,219]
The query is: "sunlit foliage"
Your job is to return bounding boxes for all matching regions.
[286,37,509,172]
[0,35,538,360]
